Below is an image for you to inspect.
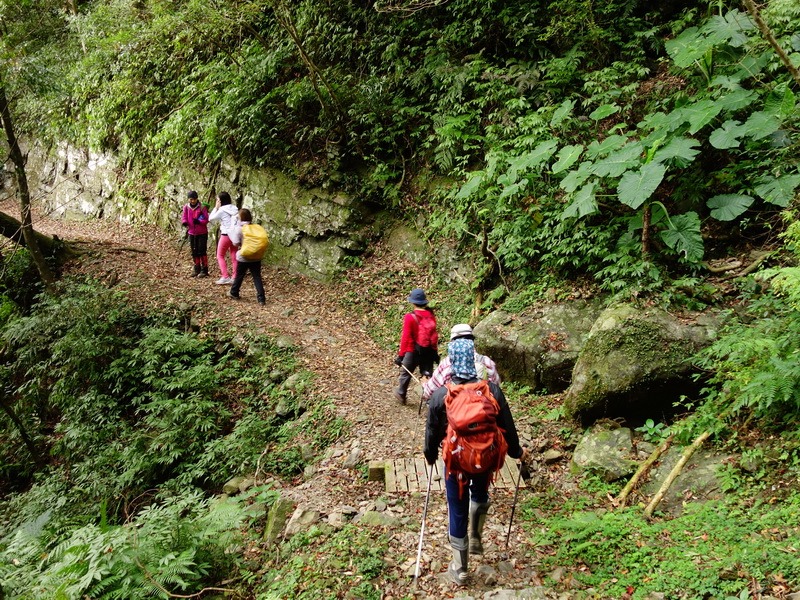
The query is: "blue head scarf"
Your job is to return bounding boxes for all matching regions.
[448,337,477,380]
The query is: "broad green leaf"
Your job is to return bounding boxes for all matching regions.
[705,10,754,48]
[506,140,559,178]
[560,182,598,220]
[685,99,723,134]
[589,104,619,121]
[617,162,667,209]
[754,174,800,207]
[710,74,746,90]
[665,26,706,68]
[455,172,484,199]
[742,111,781,140]
[709,120,746,149]
[559,162,594,193]
[485,152,501,178]
[499,179,529,200]
[550,99,575,127]
[592,142,643,178]
[660,212,704,262]
[585,134,628,160]
[551,144,584,174]
[497,172,514,187]
[638,111,673,134]
[764,86,796,119]
[714,88,757,112]
[652,138,700,167]
[707,194,754,221]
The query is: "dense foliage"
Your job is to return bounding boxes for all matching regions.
[2,0,797,299]
[0,279,347,598]
[2,0,800,597]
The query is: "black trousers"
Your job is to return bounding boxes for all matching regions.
[189,233,208,258]
[230,260,265,303]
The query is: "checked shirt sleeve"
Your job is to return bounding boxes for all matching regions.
[422,356,452,400]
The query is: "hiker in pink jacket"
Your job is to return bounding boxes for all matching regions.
[181,190,209,278]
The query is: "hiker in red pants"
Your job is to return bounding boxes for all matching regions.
[423,336,527,586]
[393,288,439,404]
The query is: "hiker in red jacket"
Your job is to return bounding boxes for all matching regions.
[181,190,209,278]
[393,288,439,404]
[424,337,527,586]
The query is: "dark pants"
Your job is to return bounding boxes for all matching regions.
[396,347,435,398]
[230,260,265,303]
[445,471,490,538]
[189,233,208,258]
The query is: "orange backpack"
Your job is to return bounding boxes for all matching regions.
[442,380,508,494]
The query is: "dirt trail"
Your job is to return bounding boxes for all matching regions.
[12,202,549,599]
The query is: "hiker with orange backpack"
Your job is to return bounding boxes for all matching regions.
[393,288,439,404]
[422,323,501,402]
[423,336,527,586]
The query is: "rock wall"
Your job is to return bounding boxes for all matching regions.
[22,142,377,280]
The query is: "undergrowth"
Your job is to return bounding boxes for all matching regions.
[0,278,347,598]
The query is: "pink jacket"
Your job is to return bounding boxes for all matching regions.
[181,203,209,236]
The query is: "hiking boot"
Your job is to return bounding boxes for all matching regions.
[228,290,240,300]
[469,501,490,554]
[393,389,406,405]
[197,271,208,278]
[447,535,468,586]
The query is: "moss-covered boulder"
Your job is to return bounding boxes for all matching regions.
[472,301,602,392]
[563,304,721,423]
[572,425,638,482]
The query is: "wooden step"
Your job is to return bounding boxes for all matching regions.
[368,458,526,493]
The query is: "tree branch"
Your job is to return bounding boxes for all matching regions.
[742,0,800,87]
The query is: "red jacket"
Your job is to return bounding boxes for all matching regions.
[398,308,436,356]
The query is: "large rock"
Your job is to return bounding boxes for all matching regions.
[263,496,295,546]
[563,304,720,423]
[572,425,637,482]
[473,301,602,392]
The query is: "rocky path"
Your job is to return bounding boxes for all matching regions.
[12,201,555,599]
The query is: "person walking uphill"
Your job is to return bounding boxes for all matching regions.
[227,208,268,306]
[424,337,527,586]
[394,288,439,405]
[181,190,209,278]
[208,191,239,285]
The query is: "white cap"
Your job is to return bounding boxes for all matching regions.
[449,323,474,340]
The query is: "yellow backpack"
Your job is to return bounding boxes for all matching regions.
[239,223,269,260]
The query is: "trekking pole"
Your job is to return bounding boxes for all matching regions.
[504,458,525,549]
[401,363,422,385]
[399,364,428,415]
[413,463,434,589]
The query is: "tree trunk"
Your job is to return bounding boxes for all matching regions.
[0,85,57,291]
[0,396,43,467]
[641,203,652,261]
[0,211,65,256]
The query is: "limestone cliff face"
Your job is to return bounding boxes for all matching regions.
[22,142,375,280]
